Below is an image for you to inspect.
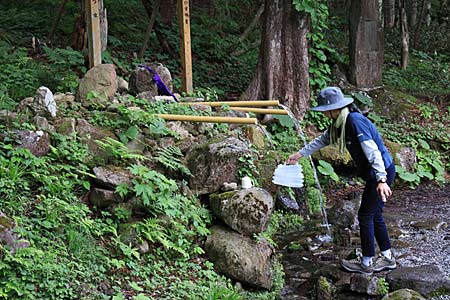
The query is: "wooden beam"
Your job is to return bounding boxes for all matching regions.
[178,0,193,93]
[86,0,102,68]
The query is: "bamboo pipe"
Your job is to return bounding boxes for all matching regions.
[228,107,288,115]
[156,114,257,124]
[182,100,280,107]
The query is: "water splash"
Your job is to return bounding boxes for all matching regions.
[279,104,333,241]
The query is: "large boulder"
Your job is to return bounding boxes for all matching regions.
[204,225,273,289]
[78,64,118,106]
[209,188,274,235]
[386,265,450,296]
[186,137,252,194]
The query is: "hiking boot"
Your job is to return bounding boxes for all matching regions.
[373,254,397,272]
[341,256,374,275]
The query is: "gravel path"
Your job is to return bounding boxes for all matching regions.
[386,184,450,278]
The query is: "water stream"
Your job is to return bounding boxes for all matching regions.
[279,104,333,242]
[256,123,275,149]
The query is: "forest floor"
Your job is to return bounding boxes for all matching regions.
[279,181,450,300]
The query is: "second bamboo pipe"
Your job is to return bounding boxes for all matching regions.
[228,107,288,115]
[182,100,280,107]
[156,114,257,124]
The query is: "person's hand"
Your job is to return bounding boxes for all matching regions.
[286,152,302,165]
[376,182,392,202]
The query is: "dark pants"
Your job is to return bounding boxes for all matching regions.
[358,164,396,257]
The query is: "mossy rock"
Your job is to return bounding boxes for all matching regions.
[255,150,280,195]
[312,145,353,166]
[368,87,417,122]
[381,288,425,300]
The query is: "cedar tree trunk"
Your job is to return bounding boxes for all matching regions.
[349,0,384,88]
[243,0,310,120]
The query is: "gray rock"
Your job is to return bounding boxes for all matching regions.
[55,117,76,135]
[89,188,123,208]
[209,188,274,235]
[396,147,416,173]
[0,212,30,253]
[15,130,50,156]
[186,137,252,194]
[0,110,17,125]
[93,166,133,190]
[350,275,386,296]
[129,63,173,96]
[75,119,117,159]
[328,198,360,229]
[117,76,129,93]
[204,225,273,289]
[33,116,54,132]
[386,265,450,296]
[32,86,57,118]
[78,64,118,106]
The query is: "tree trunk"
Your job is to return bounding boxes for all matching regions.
[400,0,409,69]
[410,0,418,30]
[243,0,310,120]
[413,0,427,48]
[349,0,384,88]
[384,0,396,28]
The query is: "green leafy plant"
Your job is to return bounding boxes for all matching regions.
[418,103,438,119]
[376,277,389,295]
[155,145,192,176]
[317,159,339,182]
[96,137,148,162]
[238,152,260,186]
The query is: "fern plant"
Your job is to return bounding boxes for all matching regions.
[155,145,192,176]
[95,137,148,162]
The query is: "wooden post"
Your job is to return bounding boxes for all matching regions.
[86,0,102,68]
[178,0,193,93]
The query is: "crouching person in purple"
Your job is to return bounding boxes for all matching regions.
[287,87,397,275]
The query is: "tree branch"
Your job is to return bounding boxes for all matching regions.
[139,0,161,59]
[238,3,264,43]
[48,0,69,42]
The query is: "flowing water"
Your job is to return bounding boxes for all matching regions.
[256,122,275,149]
[279,104,333,242]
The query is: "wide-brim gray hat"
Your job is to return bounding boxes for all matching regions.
[311,87,353,112]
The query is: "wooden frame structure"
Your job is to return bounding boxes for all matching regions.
[85,0,193,93]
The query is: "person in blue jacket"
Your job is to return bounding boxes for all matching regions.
[287,87,396,274]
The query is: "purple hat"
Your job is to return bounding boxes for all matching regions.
[311,87,353,112]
